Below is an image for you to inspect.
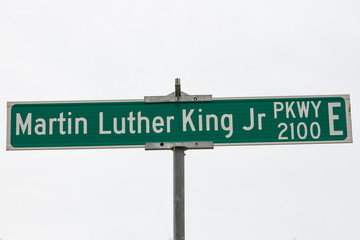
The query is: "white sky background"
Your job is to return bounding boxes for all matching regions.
[0,0,359,239]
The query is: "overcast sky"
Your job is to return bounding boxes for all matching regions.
[1,0,359,239]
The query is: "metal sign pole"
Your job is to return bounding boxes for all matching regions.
[145,79,213,240]
[173,147,185,240]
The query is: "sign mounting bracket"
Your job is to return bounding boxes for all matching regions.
[144,78,214,150]
[144,78,212,103]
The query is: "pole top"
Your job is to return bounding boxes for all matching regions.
[175,78,181,97]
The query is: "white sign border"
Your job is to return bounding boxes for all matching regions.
[7,94,352,150]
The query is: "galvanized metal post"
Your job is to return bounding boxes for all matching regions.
[174,79,184,240]
[173,147,185,240]
[144,79,213,240]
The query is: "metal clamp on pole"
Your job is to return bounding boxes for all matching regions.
[145,142,214,151]
[144,78,212,103]
[144,78,214,151]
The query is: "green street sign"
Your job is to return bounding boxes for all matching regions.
[7,95,352,150]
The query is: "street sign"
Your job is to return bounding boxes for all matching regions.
[7,95,352,150]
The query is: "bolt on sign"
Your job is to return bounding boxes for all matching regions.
[7,95,352,150]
